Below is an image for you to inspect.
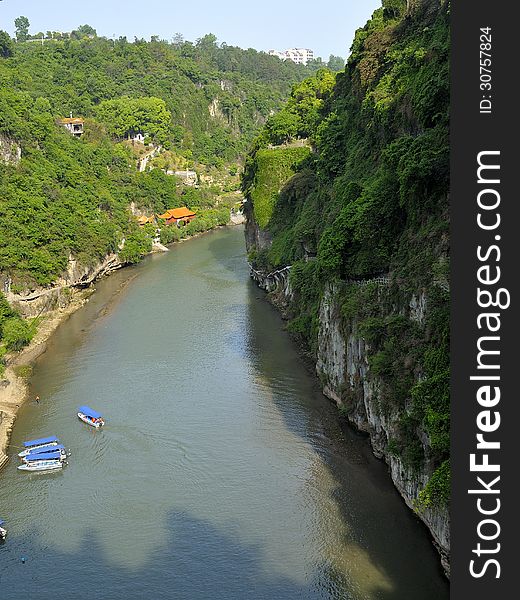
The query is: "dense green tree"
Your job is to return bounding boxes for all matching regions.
[95,96,171,143]
[0,30,13,58]
[1,317,33,350]
[327,55,345,71]
[77,24,97,37]
[14,16,30,42]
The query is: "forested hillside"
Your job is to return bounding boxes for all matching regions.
[0,28,319,352]
[243,0,450,569]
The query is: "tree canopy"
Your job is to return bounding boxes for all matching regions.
[14,16,30,42]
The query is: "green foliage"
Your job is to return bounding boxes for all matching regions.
[327,55,345,72]
[14,16,30,42]
[243,2,450,494]
[411,288,450,460]
[1,315,34,351]
[286,260,322,352]
[0,292,33,352]
[71,25,97,40]
[263,69,337,144]
[95,97,171,143]
[119,227,153,264]
[416,460,451,509]
[249,146,311,228]
[0,30,14,58]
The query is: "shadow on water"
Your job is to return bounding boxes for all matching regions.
[239,257,449,598]
[0,227,448,599]
[0,511,366,600]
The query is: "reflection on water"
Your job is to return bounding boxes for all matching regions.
[0,227,448,599]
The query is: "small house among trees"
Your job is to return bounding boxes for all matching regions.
[137,215,156,226]
[57,116,84,137]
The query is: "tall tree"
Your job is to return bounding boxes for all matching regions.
[327,55,345,71]
[0,30,14,58]
[14,16,30,42]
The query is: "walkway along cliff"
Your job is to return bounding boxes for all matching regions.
[243,0,450,574]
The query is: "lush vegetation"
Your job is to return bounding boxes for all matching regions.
[243,0,450,507]
[249,146,311,228]
[0,293,36,375]
[0,21,317,358]
[1,25,320,165]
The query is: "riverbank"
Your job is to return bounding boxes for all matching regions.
[0,221,243,471]
[0,291,91,470]
[0,225,448,598]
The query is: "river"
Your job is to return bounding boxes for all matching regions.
[0,226,448,599]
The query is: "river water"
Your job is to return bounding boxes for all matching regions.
[0,226,448,599]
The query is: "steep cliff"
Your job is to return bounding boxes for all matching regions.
[243,0,450,573]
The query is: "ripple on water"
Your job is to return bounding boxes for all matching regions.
[0,227,449,600]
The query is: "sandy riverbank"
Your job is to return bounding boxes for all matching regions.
[0,291,91,470]
[0,223,244,471]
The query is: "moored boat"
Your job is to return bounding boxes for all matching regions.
[23,444,68,463]
[18,436,60,458]
[0,519,6,540]
[77,406,104,428]
[17,452,64,472]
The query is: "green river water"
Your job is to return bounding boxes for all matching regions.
[0,226,448,599]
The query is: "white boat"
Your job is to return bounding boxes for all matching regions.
[78,405,104,428]
[0,519,6,540]
[18,451,64,472]
[18,435,60,458]
[17,458,63,472]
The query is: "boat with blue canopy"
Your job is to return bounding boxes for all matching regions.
[77,406,104,428]
[0,519,6,540]
[27,443,65,455]
[23,435,59,448]
[25,451,62,462]
[18,436,60,457]
[23,445,68,462]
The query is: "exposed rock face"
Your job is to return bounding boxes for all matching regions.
[247,217,450,575]
[407,0,443,17]
[316,283,450,575]
[209,98,226,122]
[4,253,123,318]
[0,134,21,166]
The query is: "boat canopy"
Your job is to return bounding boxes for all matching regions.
[78,406,102,419]
[25,451,62,461]
[27,444,64,455]
[23,435,59,448]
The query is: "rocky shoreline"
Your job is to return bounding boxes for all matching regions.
[249,263,450,577]
[0,291,91,470]
[0,222,242,471]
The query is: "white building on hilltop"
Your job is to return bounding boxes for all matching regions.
[268,48,314,65]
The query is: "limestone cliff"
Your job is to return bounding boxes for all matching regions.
[0,133,21,166]
[243,0,450,574]
[4,253,123,318]
[246,231,450,575]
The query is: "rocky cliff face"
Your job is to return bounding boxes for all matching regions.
[0,134,21,166]
[4,253,123,318]
[246,221,450,575]
[316,282,450,574]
